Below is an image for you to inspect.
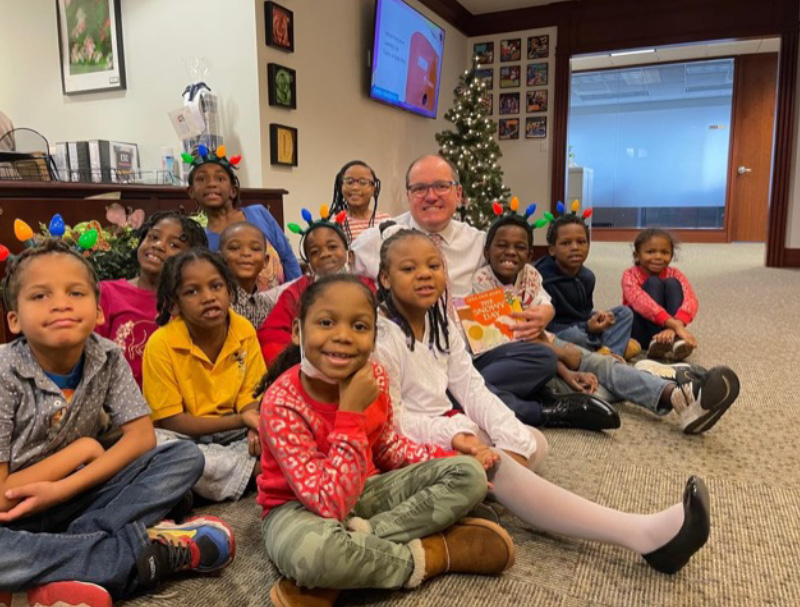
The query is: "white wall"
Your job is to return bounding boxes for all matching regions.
[255,0,468,227]
[468,26,557,221]
[0,0,263,186]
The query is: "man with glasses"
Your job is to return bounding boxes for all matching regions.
[351,154,618,432]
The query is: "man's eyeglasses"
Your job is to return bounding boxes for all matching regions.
[342,177,375,187]
[406,181,458,199]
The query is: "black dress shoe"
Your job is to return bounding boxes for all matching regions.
[643,476,710,574]
[540,393,621,431]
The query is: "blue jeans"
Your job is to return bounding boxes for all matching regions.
[549,338,671,414]
[553,305,634,357]
[0,441,204,598]
[631,277,685,346]
[473,342,558,427]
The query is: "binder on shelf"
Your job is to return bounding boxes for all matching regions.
[88,140,112,183]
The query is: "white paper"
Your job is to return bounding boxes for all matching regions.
[168,107,203,139]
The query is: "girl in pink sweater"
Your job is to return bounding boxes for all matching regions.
[622,229,698,360]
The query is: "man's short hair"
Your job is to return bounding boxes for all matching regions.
[404,154,461,188]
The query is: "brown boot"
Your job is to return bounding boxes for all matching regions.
[417,518,515,584]
[270,578,340,607]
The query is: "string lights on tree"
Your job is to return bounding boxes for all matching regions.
[435,57,510,229]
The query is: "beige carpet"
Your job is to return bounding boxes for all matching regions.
[122,242,800,607]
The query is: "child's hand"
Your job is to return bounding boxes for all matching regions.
[0,481,67,522]
[563,370,598,394]
[511,308,548,341]
[452,433,499,471]
[588,311,615,333]
[339,364,379,413]
[247,429,261,458]
[675,326,698,348]
[653,328,676,345]
[240,408,260,431]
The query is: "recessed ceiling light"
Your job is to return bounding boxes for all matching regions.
[610,49,656,57]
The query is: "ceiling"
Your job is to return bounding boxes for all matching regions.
[459,0,574,14]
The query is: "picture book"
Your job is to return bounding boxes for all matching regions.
[454,287,522,355]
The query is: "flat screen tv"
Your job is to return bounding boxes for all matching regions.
[370,0,445,119]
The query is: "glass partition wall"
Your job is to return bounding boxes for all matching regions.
[566,58,734,229]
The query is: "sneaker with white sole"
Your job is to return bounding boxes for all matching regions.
[672,339,694,361]
[0,581,112,607]
[634,359,707,380]
[646,339,672,359]
[669,366,740,434]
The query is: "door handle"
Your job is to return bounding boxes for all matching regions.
[737,165,752,175]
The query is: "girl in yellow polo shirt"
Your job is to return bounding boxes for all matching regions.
[142,249,267,501]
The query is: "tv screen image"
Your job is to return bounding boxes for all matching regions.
[370,0,445,118]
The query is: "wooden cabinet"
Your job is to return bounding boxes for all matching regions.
[0,182,286,342]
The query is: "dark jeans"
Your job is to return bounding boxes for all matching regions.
[631,276,685,346]
[0,441,204,598]
[473,342,558,427]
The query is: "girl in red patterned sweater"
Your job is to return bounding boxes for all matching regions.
[255,274,516,607]
[622,229,699,360]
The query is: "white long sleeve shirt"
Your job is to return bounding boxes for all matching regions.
[374,315,537,458]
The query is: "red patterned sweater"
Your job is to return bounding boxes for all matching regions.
[257,361,453,520]
[621,265,699,326]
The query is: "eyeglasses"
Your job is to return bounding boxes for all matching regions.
[342,177,375,187]
[406,181,458,199]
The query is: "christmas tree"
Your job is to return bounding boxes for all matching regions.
[436,58,510,229]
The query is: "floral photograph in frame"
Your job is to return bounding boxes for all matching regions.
[526,63,549,87]
[526,116,547,139]
[527,35,550,59]
[499,118,520,140]
[265,1,294,52]
[56,0,126,95]
[268,63,297,109]
[270,123,298,167]
[526,89,548,112]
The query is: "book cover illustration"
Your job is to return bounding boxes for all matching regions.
[454,287,522,355]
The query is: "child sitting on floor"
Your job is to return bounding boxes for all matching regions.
[219,221,275,329]
[535,214,639,359]
[96,211,207,387]
[474,213,740,435]
[257,208,375,364]
[142,249,266,502]
[186,145,301,287]
[0,239,234,605]
[373,228,712,576]
[622,229,699,360]
[257,274,515,607]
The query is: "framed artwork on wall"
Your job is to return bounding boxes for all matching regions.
[526,63,549,87]
[527,35,550,59]
[500,39,521,62]
[526,117,547,138]
[270,123,298,166]
[474,41,494,64]
[268,63,297,109]
[480,94,493,115]
[475,68,494,90]
[499,118,519,140]
[526,89,548,112]
[56,0,126,95]
[265,1,294,52]
[500,66,521,88]
[499,93,520,115]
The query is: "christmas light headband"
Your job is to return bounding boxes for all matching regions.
[0,215,99,263]
[287,205,349,258]
[181,144,242,175]
[489,196,544,229]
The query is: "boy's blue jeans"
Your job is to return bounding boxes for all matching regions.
[0,441,204,598]
[553,305,634,356]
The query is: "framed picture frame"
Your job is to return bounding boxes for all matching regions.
[526,117,547,139]
[480,94,493,115]
[499,118,520,140]
[55,0,126,95]
[474,41,494,64]
[527,63,549,87]
[267,63,297,109]
[526,89,548,112]
[500,66,521,88]
[265,1,294,53]
[500,39,521,62]
[527,35,550,59]
[475,68,494,90]
[499,93,520,115]
[269,123,298,166]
